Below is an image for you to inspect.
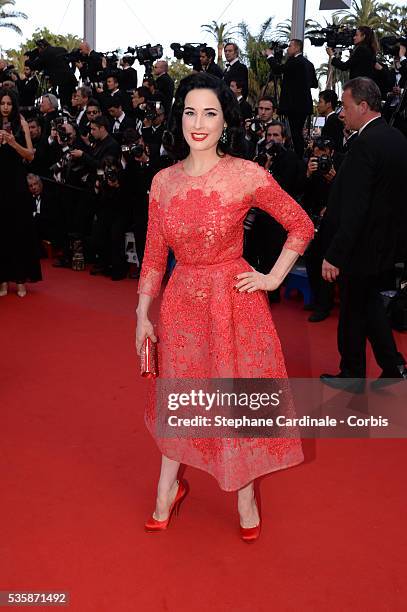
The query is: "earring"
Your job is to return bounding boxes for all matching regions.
[220,126,228,144]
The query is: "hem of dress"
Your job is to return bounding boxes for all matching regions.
[151,438,304,492]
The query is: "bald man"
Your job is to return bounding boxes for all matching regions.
[153,60,174,118]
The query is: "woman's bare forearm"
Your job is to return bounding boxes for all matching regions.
[136,293,154,320]
[269,247,300,283]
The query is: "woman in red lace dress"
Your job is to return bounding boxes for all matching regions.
[136,73,314,541]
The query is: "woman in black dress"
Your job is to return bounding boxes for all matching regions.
[0,87,41,298]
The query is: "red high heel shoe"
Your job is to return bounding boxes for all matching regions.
[144,479,188,532]
[239,492,261,542]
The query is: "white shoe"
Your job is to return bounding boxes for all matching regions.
[0,282,8,297]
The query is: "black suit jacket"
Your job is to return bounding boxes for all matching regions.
[321,113,344,152]
[203,62,224,79]
[119,67,138,92]
[267,54,316,116]
[331,44,376,80]
[238,98,253,121]
[155,73,175,117]
[321,117,407,276]
[223,61,249,98]
[82,134,121,170]
[16,75,39,107]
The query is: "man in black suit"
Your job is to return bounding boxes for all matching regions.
[153,60,174,118]
[15,64,39,109]
[265,39,317,157]
[70,115,120,171]
[320,77,407,386]
[223,42,249,99]
[75,85,92,136]
[318,90,344,152]
[29,39,77,108]
[107,98,137,144]
[229,79,253,122]
[27,173,56,251]
[199,47,223,79]
[76,40,104,83]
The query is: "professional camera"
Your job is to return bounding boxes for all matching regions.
[127,44,163,76]
[266,41,288,63]
[51,115,70,143]
[380,35,407,57]
[308,24,356,49]
[170,43,206,68]
[254,141,285,168]
[121,142,144,159]
[96,164,119,184]
[49,145,72,176]
[316,154,333,174]
[248,118,265,134]
[0,62,18,81]
[65,48,83,64]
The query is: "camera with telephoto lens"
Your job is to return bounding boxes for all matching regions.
[49,144,72,176]
[308,24,356,49]
[248,117,265,134]
[51,115,70,143]
[266,40,288,63]
[170,43,207,69]
[121,142,144,159]
[380,35,407,58]
[254,140,285,168]
[127,44,163,76]
[96,165,119,184]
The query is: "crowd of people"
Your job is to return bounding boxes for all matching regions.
[1,24,407,540]
[0,28,406,309]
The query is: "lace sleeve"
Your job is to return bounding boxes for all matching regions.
[251,164,314,255]
[137,172,169,297]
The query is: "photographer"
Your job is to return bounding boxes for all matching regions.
[199,47,223,79]
[120,129,159,269]
[107,98,137,144]
[265,39,317,157]
[244,121,303,303]
[302,138,344,322]
[0,59,13,84]
[70,115,120,174]
[222,43,248,99]
[327,26,377,80]
[75,40,104,83]
[318,90,344,152]
[39,93,60,138]
[130,86,152,122]
[152,61,174,118]
[15,64,39,110]
[256,121,301,197]
[141,103,166,161]
[90,157,129,280]
[26,117,52,177]
[383,43,407,136]
[27,39,77,108]
[96,74,123,112]
[74,86,93,135]
[49,119,88,187]
[229,80,253,121]
[118,55,138,92]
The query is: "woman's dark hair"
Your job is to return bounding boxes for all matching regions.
[356,26,379,54]
[0,87,22,134]
[167,72,245,160]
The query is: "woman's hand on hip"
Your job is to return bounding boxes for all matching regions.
[234,269,281,293]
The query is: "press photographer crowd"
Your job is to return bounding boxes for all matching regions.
[1,23,407,359]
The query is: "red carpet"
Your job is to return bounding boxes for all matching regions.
[1,261,406,612]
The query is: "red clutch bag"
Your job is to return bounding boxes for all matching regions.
[140,337,158,378]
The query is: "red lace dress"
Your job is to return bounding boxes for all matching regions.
[138,155,314,491]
